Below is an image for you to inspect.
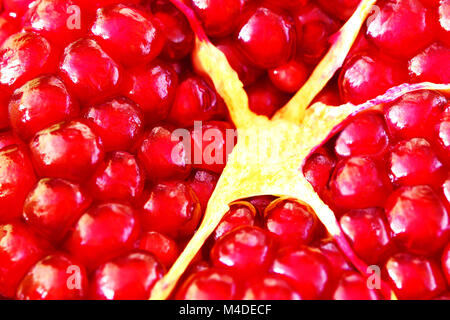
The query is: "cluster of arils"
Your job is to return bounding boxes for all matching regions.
[0,0,448,300]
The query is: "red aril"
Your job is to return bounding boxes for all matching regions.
[268,59,310,93]
[332,272,382,300]
[409,42,450,84]
[137,231,179,269]
[247,78,289,117]
[212,202,256,242]
[188,170,219,210]
[242,274,303,300]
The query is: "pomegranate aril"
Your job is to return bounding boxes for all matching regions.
[0,222,49,298]
[268,59,309,93]
[90,251,164,300]
[16,253,88,300]
[0,31,57,91]
[59,38,121,104]
[247,78,289,118]
[83,97,143,152]
[65,203,140,270]
[29,120,104,183]
[0,130,23,150]
[91,4,164,67]
[366,0,435,59]
[0,145,36,222]
[137,231,179,269]
[316,239,353,281]
[439,0,450,46]
[340,208,393,265]
[23,0,88,46]
[246,195,277,216]
[384,90,448,141]
[339,54,407,104]
[334,112,389,158]
[188,169,219,210]
[9,75,79,141]
[190,121,235,174]
[137,126,191,181]
[385,185,450,256]
[409,42,450,84]
[237,7,295,69]
[23,178,91,243]
[141,181,201,239]
[152,3,195,61]
[303,149,336,194]
[210,226,274,279]
[435,111,450,164]
[212,202,256,242]
[191,0,242,37]
[264,199,317,248]
[385,253,447,300]
[388,138,446,187]
[329,156,392,210]
[0,89,10,130]
[87,151,145,204]
[332,272,382,300]
[122,60,178,124]
[168,76,227,127]
[3,0,39,17]
[242,274,303,300]
[176,268,240,300]
[270,246,331,300]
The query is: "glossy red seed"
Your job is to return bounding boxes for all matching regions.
[59,38,121,104]
[333,272,382,300]
[0,222,49,298]
[141,181,201,239]
[90,251,164,300]
[264,199,317,247]
[246,195,277,216]
[0,145,36,222]
[191,0,242,37]
[339,54,407,104]
[388,138,445,187]
[270,246,331,300]
[122,60,178,124]
[3,0,36,17]
[83,97,143,152]
[168,76,226,127]
[340,208,392,265]
[384,90,447,141]
[210,226,274,279]
[409,42,450,84]
[316,239,353,281]
[23,0,87,46]
[303,150,336,194]
[65,203,140,270]
[29,120,104,183]
[88,151,144,203]
[137,231,179,269]
[152,4,194,61]
[330,156,392,210]
[138,126,191,181]
[247,78,289,118]
[335,112,389,157]
[294,4,339,64]
[176,268,239,300]
[213,203,256,241]
[0,31,56,91]
[237,7,294,69]
[0,131,23,150]
[385,253,447,300]
[23,178,91,243]
[190,121,235,174]
[9,75,79,141]
[268,60,309,93]
[188,170,219,210]
[439,0,450,46]
[0,89,10,130]
[242,274,303,300]
[91,5,164,67]
[366,0,434,59]
[16,253,88,300]
[385,185,449,255]
[436,111,450,164]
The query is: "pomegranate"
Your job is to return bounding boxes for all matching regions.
[0,0,448,301]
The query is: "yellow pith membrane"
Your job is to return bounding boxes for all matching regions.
[150,0,450,300]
